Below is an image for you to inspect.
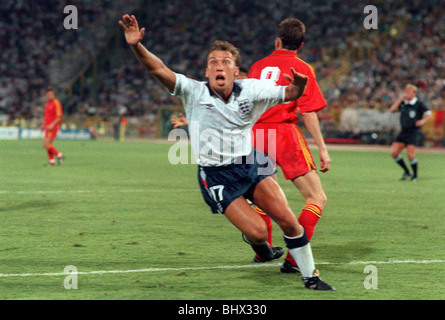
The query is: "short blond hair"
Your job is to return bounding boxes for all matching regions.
[207,40,241,67]
[406,84,418,93]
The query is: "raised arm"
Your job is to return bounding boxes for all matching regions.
[283,67,308,101]
[389,95,405,113]
[119,14,176,93]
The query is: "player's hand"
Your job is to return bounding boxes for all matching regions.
[119,14,145,45]
[415,119,423,127]
[319,149,331,173]
[170,113,188,128]
[283,67,308,87]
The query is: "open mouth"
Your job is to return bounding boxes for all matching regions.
[216,75,225,85]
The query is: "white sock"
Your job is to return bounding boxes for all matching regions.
[288,243,316,278]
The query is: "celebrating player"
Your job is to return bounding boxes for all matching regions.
[389,84,431,181]
[170,19,331,269]
[40,87,65,166]
[248,18,330,271]
[120,14,334,290]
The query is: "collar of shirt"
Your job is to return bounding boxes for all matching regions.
[271,49,298,57]
[205,81,243,98]
[404,97,418,105]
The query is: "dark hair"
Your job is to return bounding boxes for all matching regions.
[46,86,55,93]
[277,18,305,51]
[207,40,241,67]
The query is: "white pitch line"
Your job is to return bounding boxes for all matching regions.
[0,187,394,195]
[0,259,444,278]
[0,189,147,195]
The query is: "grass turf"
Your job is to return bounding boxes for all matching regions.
[0,140,444,300]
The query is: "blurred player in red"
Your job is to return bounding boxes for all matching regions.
[248,18,330,272]
[40,87,65,166]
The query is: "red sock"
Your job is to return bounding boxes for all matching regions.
[47,145,60,157]
[47,150,55,164]
[254,206,273,260]
[285,204,322,265]
[298,204,322,241]
[254,206,273,246]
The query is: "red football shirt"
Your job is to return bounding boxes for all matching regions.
[248,50,326,123]
[44,99,63,125]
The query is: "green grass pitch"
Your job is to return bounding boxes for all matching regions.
[0,140,444,300]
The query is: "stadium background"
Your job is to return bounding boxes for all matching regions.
[1,0,444,146]
[1,0,445,302]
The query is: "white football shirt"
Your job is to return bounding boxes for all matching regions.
[172,73,286,166]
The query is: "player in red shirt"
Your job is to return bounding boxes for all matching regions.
[248,18,331,272]
[40,87,65,166]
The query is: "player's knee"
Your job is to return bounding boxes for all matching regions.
[275,213,299,236]
[390,148,402,158]
[317,193,327,209]
[245,225,268,244]
[304,192,327,210]
[407,151,416,160]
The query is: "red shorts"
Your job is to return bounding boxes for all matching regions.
[45,126,60,140]
[252,122,316,180]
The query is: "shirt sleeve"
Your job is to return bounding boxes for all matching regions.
[247,79,286,121]
[55,100,63,117]
[172,73,190,98]
[171,73,199,115]
[419,102,431,116]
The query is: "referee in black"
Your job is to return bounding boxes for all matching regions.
[389,84,431,181]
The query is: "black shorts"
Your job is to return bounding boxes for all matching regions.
[198,149,276,214]
[395,129,420,146]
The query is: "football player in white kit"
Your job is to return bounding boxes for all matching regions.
[120,14,334,290]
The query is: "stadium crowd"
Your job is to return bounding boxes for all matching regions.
[0,0,139,122]
[0,0,444,139]
[76,0,410,121]
[93,0,374,120]
[327,1,445,112]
